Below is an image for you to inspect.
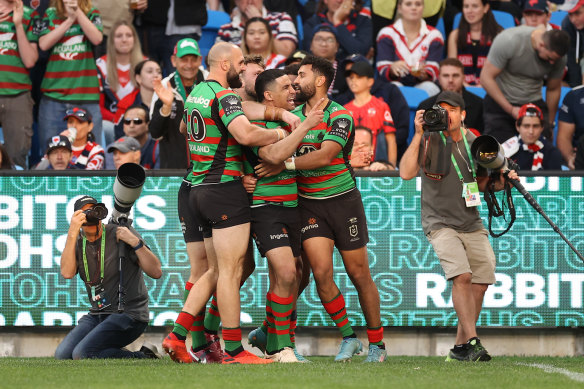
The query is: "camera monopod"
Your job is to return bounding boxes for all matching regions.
[110,163,146,312]
[471,135,584,263]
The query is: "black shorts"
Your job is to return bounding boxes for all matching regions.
[251,205,301,257]
[190,180,251,238]
[299,188,369,251]
[178,180,203,243]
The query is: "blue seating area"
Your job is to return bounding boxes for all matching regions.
[453,10,515,30]
[550,10,568,27]
[200,10,231,58]
[399,86,429,143]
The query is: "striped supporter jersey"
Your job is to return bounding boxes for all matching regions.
[40,7,102,102]
[183,80,245,185]
[244,120,297,207]
[0,6,39,96]
[294,100,356,199]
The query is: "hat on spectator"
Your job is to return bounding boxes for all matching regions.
[174,38,201,58]
[435,91,465,110]
[343,53,369,66]
[46,135,72,155]
[517,103,543,121]
[64,107,92,123]
[285,50,309,66]
[312,23,338,39]
[561,0,584,12]
[74,195,98,212]
[107,136,141,153]
[345,61,374,78]
[524,0,548,13]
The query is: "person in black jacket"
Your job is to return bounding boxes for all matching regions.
[417,58,484,135]
[561,1,584,87]
[149,38,205,169]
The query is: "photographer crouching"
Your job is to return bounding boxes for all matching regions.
[55,195,162,360]
[400,91,519,362]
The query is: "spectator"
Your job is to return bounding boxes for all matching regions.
[502,103,563,170]
[576,133,584,169]
[350,126,394,171]
[376,0,443,96]
[0,143,14,170]
[122,106,159,169]
[308,23,347,99]
[241,17,286,69]
[417,58,484,134]
[283,49,308,67]
[38,0,104,154]
[343,61,397,169]
[561,0,584,87]
[149,38,203,169]
[283,62,302,106]
[96,20,144,146]
[0,0,39,169]
[522,0,558,30]
[62,107,105,170]
[489,0,522,23]
[234,55,265,101]
[480,27,569,143]
[557,85,584,170]
[335,54,410,162]
[34,135,73,170]
[134,0,168,70]
[216,0,297,57]
[112,59,162,139]
[91,0,135,57]
[163,0,209,75]
[107,135,141,170]
[447,0,502,86]
[303,0,373,60]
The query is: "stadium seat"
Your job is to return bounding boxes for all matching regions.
[0,127,3,144]
[435,17,445,39]
[399,86,429,143]
[550,10,567,27]
[453,10,516,30]
[200,10,231,58]
[466,86,486,98]
[541,85,571,145]
[297,14,304,48]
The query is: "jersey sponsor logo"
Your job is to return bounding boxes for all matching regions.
[190,144,210,153]
[384,110,393,122]
[0,33,16,54]
[269,233,289,240]
[221,95,242,116]
[55,35,86,60]
[187,95,211,108]
[298,144,317,156]
[301,217,319,234]
[367,107,376,116]
[329,118,351,140]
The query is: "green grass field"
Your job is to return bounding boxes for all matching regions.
[1,356,583,389]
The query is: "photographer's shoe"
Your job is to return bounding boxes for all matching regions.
[140,342,162,359]
[162,333,192,363]
[334,337,363,362]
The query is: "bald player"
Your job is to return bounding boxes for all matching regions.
[162,42,287,365]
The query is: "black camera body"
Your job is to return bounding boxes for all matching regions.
[83,204,108,225]
[423,105,449,132]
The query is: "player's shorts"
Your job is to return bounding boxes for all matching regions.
[178,180,203,243]
[190,180,251,238]
[251,204,301,257]
[426,227,496,284]
[298,188,369,251]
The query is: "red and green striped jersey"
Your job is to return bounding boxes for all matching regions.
[40,7,102,102]
[244,120,298,207]
[0,6,39,96]
[294,100,356,198]
[183,80,245,185]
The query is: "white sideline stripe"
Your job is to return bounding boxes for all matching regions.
[516,363,584,383]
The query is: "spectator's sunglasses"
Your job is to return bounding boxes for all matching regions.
[523,108,541,118]
[66,109,88,118]
[123,118,144,125]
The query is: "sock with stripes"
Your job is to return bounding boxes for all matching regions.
[223,327,244,356]
[203,293,221,334]
[323,292,354,339]
[266,293,293,354]
[366,326,385,347]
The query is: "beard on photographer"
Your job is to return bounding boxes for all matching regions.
[399,91,519,362]
[55,195,162,360]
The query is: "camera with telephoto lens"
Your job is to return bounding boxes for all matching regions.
[83,204,108,224]
[423,105,449,132]
[110,162,146,225]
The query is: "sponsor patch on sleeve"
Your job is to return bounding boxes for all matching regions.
[328,117,351,141]
[219,94,243,117]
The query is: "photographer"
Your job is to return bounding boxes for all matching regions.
[400,91,519,362]
[55,196,162,360]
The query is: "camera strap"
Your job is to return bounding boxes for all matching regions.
[82,227,106,285]
[484,177,516,237]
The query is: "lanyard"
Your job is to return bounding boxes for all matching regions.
[174,72,187,102]
[82,227,106,285]
[440,129,476,182]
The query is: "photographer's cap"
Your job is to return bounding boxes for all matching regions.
[435,91,465,110]
[517,103,543,121]
[74,195,98,211]
[345,61,374,78]
[107,136,141,153]
[174,38,201,58]
[46,135,72,155]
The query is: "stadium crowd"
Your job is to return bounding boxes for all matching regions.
[1,0,583,171]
